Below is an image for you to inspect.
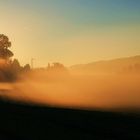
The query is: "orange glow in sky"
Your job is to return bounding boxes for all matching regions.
[0,0,140,67]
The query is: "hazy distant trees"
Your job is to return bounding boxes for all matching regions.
[47,62,68,74]
[11,59,21,73]
[122,63,140,74]
[23,64,31,72]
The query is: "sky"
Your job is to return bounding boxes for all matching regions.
[0,0,140,67]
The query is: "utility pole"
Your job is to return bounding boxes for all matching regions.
[31,58,35,69]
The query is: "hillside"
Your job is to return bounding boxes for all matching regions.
[70,55,140,74]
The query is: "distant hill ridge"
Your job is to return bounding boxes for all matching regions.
[70,55,140,74]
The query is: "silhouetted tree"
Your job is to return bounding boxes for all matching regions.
[0,34,32,81]
[0,34,13,62]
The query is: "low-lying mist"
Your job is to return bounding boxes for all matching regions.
[0,70,140,111]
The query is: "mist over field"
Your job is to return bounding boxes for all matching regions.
[0,65,140,111]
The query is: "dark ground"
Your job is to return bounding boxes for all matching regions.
[0,99,140,140]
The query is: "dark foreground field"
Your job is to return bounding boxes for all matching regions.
[0,99,140,140]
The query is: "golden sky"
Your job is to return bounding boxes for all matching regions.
[0,0,140,67]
